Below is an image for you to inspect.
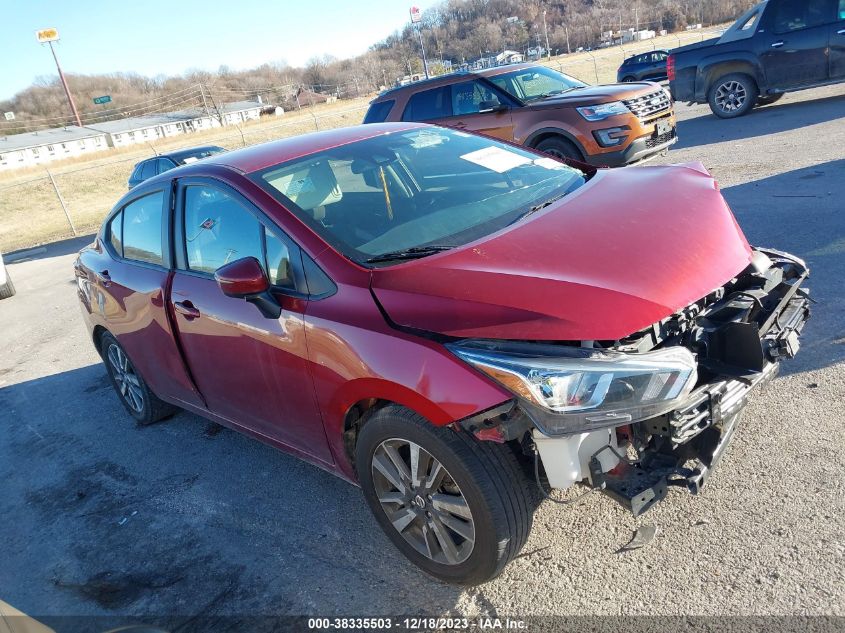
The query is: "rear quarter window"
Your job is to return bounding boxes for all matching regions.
[122,191,165,266]
[363,100,395,123]
[401,86,452,121]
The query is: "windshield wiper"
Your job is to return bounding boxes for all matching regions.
[510,192,571,225]
[365,245,453,264]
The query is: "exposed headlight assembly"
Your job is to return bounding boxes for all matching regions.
[576,101,630,121]
[447,341,697,435]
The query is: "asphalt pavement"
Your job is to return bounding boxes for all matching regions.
[0,84,843,628]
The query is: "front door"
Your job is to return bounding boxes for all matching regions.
[437,80,515,141]
[760,0,834,89]
[169,179,332,462]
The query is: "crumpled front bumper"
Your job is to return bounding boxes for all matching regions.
[594,250,812,516]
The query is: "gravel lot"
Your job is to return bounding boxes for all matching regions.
[1,85,843,627]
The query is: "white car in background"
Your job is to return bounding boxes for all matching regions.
[0,252,15,299]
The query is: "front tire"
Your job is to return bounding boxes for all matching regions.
[100,331,177,425]
[621,76,636,83]
[708,73,758,118]
[534,136,583,162]
[356,405,533,585]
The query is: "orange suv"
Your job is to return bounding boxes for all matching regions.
[364,64,677,167]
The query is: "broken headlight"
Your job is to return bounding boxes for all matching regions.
[448,341,698,435]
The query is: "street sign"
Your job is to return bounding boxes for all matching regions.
[36,28,60,43]
[4,112,14,121]
[93,95,112,105]
[410,6,421,23]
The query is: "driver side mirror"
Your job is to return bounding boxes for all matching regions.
[478,99,507,113]
[214,257,281,319]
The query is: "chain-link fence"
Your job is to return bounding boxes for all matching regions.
[538,28,723,85]
[0,101,370,253]
[0,27,726,254]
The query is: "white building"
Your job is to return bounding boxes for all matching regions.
[0,126,108,171]
[0,101,265,170]
[85,113,198,148]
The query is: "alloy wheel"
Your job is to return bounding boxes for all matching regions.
[107,343,144,413]
[371,438,475,565]
[715,80,747,113]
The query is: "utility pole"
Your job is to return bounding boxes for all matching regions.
[37,29,82,127]
[410,6,429,79]
[565,24,571,54]
[542,10,551,60]
[199,83,212,119]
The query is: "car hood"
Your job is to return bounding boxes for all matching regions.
[370,163,753,341]
[525,82,659,107]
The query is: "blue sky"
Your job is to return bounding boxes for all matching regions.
[1,0,440,100]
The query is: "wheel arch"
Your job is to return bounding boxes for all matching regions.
[699,57,763,100]
[333,377,509,477]
[524,127,586,159]
[92,325,109,357]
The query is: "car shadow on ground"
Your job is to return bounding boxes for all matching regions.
[722,158,845,375]
[674,90,845,149]
[0,364,475,626]
[5,234,96,263]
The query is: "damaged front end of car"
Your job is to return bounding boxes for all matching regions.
[450,248,811,516]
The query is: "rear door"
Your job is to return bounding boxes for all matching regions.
[830,0,845,79]
[760,0,835,88]
[437,80,515,140]
[93,188,204,408]
[168,177,332,461]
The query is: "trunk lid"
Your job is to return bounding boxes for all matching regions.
[370,163,752,341]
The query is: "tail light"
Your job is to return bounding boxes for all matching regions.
[667,55,676,81]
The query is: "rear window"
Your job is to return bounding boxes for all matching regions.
[401,86,451,121]
[363,100,395,123]
[140,160,157,180]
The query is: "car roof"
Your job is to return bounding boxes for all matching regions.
[373,63,548,103]
[159,145,225,161]
[198,122,426,174]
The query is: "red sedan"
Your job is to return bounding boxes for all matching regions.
[75,123,810,584]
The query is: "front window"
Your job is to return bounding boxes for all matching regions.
[488,66,586,102]
[254,127,590,265]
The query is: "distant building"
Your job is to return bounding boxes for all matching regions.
[0,126,108,171]
[496,50,524,65]
[0,100,265,170]
[295,88,337,105]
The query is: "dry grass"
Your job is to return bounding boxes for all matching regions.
[0,26,723,253]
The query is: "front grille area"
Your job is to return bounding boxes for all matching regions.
[623,89,672,120]
[646,129,676,148]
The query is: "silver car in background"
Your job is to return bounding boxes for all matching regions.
[0,252,15,299]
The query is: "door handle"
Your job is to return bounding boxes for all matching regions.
[174,300,200,319]
[771,41,785,48]
[95,270,111,287]
[453,121,467,128]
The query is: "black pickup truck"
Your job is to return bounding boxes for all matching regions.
[669,0,845,117]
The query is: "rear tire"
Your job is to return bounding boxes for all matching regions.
[534,136,583,162]
[708,73,758,118]
[100,331,178,425]
[0,276,15,299]
[356,405,533,585]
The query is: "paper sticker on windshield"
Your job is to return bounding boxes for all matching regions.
[460,146,532,173]
[533,157,566,170]
[182,156,199,164]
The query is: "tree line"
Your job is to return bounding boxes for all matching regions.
[0,0,756,135]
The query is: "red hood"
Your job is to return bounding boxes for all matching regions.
[370,163,752,341]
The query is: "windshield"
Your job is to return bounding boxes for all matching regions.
[253,127,589,265]
[488,66,587,102]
